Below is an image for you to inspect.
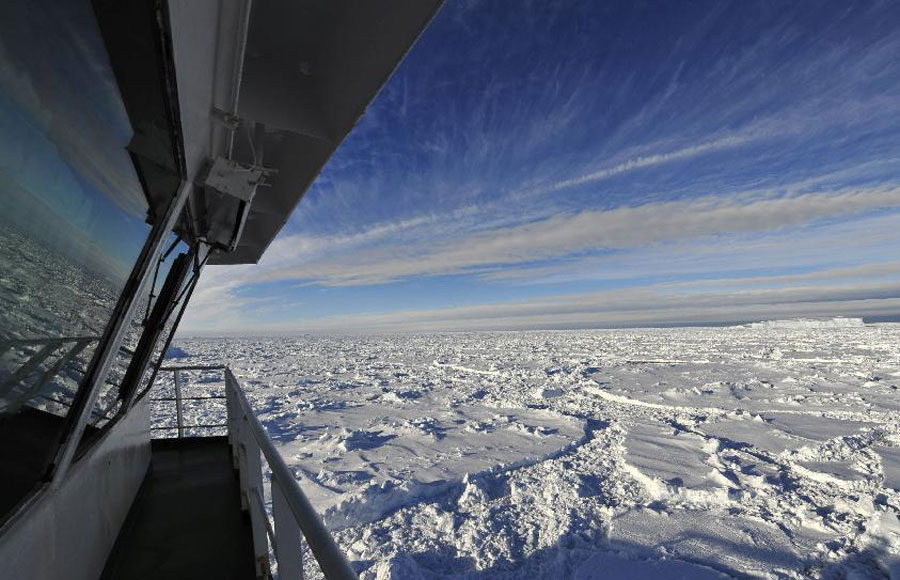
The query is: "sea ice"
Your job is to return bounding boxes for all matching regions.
[162,325,900,579]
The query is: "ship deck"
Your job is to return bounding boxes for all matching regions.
[101,437,256,579]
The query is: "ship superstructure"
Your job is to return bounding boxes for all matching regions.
[0,1,442,578]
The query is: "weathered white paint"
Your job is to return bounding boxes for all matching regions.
[0,397,151,580]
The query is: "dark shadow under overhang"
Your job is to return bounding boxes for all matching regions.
[208,0,443,265]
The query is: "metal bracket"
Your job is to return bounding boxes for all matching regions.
[203,157,265,203]
[210,106,242,131]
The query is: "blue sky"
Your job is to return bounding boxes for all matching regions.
[182,0,900,334]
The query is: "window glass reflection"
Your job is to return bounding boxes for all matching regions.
[0,0,152,518]
[86,238,190,430]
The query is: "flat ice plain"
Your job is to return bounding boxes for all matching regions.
[161,322,900,579]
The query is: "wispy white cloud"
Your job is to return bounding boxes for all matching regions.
[667,260,900,290]
[538,134,756,194]
[181,186,900,334]
[178,2,900,334]
[212,278,900,334]
[483,210,900,286]
[256,186,900,287]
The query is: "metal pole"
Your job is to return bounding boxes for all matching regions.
[244,436,271,577]
[226,0,254,160]
[174,369,184,438]
[133,245,209,406]
[51,180,191,486]
[117,249,194,412]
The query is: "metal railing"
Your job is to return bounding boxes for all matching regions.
[0,336,148,414]
[150,365,228,437]
[0,336,98,413]
[154,365,357,580]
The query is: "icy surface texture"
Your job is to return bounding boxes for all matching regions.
[165,326,900,579]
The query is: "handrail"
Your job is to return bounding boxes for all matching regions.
[148,364,357,579]
[160,364,227,371]
[0,336,97,408]
[0,335,99,347]
[225,368,358,580]
[0,336,152,406]
[152,365,228,438]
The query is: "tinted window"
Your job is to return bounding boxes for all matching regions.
[0,0,152,518]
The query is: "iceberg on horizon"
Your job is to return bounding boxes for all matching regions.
[741,316,865,329]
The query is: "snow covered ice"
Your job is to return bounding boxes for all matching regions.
[161,325,900,579]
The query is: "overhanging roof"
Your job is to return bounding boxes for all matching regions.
[204,0,444,265]
[95,0,442,263]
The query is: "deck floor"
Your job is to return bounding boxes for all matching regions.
[101,437,256,580]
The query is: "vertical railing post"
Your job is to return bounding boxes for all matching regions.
[174,369,184,438]
[273,480,304,579]
[226,366,357,579]
[237,435,250,511]
[226,372,240,469]
[244,422,271,577]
